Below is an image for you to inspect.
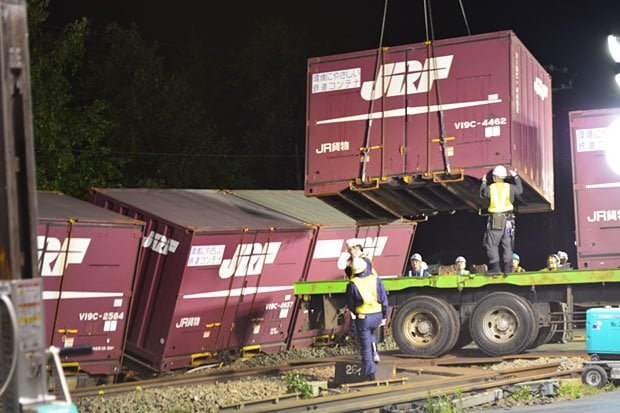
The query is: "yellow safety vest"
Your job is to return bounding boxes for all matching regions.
[488,182,513,213]
[351,273,382,315]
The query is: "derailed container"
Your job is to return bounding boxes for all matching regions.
[305,30,553,222]
[37,191,144,379]
[89,188,320,371]
[586,307,620,357]
[569,108,620,269]
[228,190,416,349]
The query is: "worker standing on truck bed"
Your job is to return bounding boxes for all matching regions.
[346,257,388,382]
[480,165,523,274]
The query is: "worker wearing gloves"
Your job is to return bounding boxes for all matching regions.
[345,257,388,382]
[344,239,377,347]
[480,165,523,275]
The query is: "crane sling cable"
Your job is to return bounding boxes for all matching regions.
[423,0,471,177]
[359,0,389,184]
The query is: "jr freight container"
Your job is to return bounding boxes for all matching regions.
[89,188,324,371]
[37,191,144,380]
[569,108,620,269]
[305,30,553,223]
[227,190,416,348]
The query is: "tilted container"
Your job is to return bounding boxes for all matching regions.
[569,108,620,269]
[305,30,553,222]
[228,190,415,348]
[37,191,144,379]
[89,188,322,371]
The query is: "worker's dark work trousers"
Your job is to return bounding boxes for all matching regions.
[354,312,382,376]
[483,215,515,274]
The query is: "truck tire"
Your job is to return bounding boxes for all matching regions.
[452,327,473,351]
[469,292,538,356]
[392,296,459,357]
[528,302,556,349]
[582,365,608,388]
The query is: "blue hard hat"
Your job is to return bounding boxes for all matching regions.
[512,253,520,261]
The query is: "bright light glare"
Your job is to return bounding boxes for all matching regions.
[615,74,620,89]
[606,118,620,176]
[608,35,620,63]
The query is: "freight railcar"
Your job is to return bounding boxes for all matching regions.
[37,191,144,383]
[295,107,620,358]
[88,189,415,371]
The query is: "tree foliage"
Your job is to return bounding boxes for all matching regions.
[28,1,314,197]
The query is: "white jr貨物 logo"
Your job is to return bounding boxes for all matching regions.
[219,242,281,279]
[360,56,454,100]
[37,236,91,276]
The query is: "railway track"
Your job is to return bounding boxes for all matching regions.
[72,347,589,412]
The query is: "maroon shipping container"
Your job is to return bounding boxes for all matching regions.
[569,108,620,269]
[37,191,144,378]
[305,30,554,222]
[228,190,416,348]
[89,188,325,371]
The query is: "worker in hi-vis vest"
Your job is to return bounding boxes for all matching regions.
[480,165,523,275]
[345,257,388,382]
[344,238,381,363]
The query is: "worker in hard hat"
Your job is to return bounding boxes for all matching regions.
[541,254,560,271]
[345,256,388,382]
[480,165,523,274]
[455,256,470,275]
[407,253,429,277]
[556,251,571,269]
[343,238,380,362]
[511,253,526,273]
[344,238,376,279]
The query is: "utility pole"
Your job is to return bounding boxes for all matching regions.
[0,1,76,411]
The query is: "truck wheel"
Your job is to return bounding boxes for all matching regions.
[529,322,558,349]
[452,326,473,351]
[582,365,608,388]
[470,292,538,356]
[392,296,459,357]
[528,302,557,349]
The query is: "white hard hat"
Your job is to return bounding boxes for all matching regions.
[455,256,466,263]
[557,251,568,260]
[346,238,363,249]
[351,257,368,274]
[410,253,422,261]
[492,165,507,178]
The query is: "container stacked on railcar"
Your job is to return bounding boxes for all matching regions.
[37,191,144,380]
[569,108,620,269]
[228,190,416,349]
[305,30,553,222]
[89,188,415,371]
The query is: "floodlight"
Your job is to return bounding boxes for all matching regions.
[608,35,620,63]
[606,118,620,176]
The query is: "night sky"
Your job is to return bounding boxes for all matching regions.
[44,0,620,271]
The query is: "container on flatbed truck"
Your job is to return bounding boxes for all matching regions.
[37,191,144,381]
[305,30,553,223]
[569,108,620,270]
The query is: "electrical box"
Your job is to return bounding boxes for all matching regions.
[586,307,620,357]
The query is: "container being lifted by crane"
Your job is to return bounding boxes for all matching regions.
[304,30,554,223]
[297,31,620,359]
